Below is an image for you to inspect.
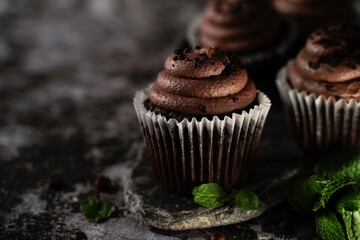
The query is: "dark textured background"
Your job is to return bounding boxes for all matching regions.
[0,1,359,239]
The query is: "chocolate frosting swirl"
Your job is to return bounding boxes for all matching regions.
[288,25,360,100]
[273,0,353,33]
[199,0,282,52]
[149,47,257,116]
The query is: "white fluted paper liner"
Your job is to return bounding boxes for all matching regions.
[133,87,271,195]
[276,65,360,154]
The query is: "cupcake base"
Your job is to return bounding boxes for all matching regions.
[134,87,271,196]
[276,65,360,154]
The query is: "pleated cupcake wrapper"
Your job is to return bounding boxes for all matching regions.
[185,14,298,66]
[133,88,271,195]
[276,66,360,154]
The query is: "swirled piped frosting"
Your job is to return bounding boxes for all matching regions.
[199,0,282,52]
[149,47,257,116]
[288,25,360,100]
[273,0,353,33]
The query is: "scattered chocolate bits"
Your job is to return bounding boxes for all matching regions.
[184,47,191,53]
[211,231,226,240]
[199,104,207,113]
[173,56,179,61]
[345,62,357,70]
[48,173,65,190]
[193,62,200,69]
[308,61,320,70]
[68,230,87,240]
[195,45,201,50]
[325,84,334,91]
[308,25,360,69]
[94,175,112,192]
[232,98,238,102]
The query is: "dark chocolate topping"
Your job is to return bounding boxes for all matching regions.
[199,0,282,52]
[149,47,257,116]
[288,25,360,100]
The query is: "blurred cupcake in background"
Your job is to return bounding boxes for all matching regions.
[276,25,360,155]
[134,46,271,195]
[273,0,354,40]
[186,0,298,97]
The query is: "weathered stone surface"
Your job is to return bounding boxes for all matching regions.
[125,146,299,231]
[0,0,358,239]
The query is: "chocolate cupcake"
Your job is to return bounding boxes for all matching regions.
[134,47,271,195]
[273,0,354,36]
[276,25,360,154]
[185,0,297,102]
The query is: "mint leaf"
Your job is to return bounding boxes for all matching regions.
[80,195,117,223]
[336,192,360,240]
[313,177,357,211]
[192,183,228,208]
[233,189,259,210]
[286,175,328,213]
[315,148,360,188]
[315,210,347,240]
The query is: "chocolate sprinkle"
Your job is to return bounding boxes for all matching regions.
[308,61,320,70]
[199,104,207,113]
[325,84,334,91]
[309,25,360,68]
[68,230,87,240]
[346,62,357,69]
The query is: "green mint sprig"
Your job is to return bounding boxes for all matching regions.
[335,191,360,240]
[287,147,360,240]
[315,147,360,188]
[192,183,259,210]
[80,195,117,223]
[313,177,357,211]
[316,209,347,240]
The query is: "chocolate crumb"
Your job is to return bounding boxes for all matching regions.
[232,98,238,102]
[174,49,182,55]
[184,47,191,53]
[193,62,200,69]
[199,104,207,113]
[94,175,111,192]
[325,84,334,91]
[171,64,175,68]
[195,45,201,50]
[211,62,215,65]
[346,62,357,69]
[48,173,65,190]
[211,231,226,240]
[309,61,320,70]
[68,230,87,240]
[173,56,178,61]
